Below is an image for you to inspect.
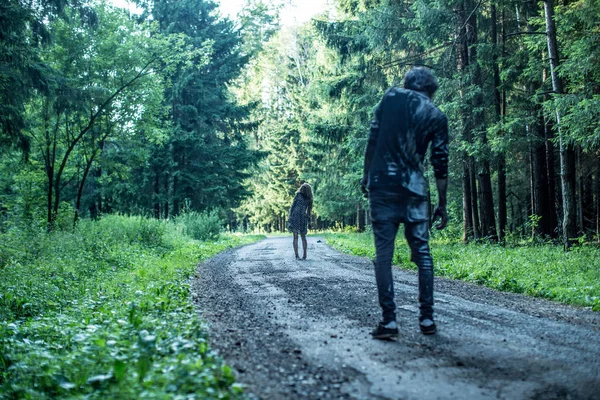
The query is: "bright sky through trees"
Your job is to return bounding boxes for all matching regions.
[222,0,331,25]
[110,0,331,24]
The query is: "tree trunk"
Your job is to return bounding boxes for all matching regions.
[172,155,180,216]
[596,156,600,241]
[509,193,516,233]
[530,108,551,237]
[466,2,495,240]
[543,95,559,237]
[529,129,536,237]
[357,203,365,232]
[52,174,62,226]
[164,172,170,219]
[478,169,496,239]
[466,8,482,240]
[469,159,481,239]
[493,5,507,240]
[94,165,104,217]
[46,165,54,229]
[458,0,480,241]
[584,163,594,234]
[478,168,495,234]
[576,148,584,234]
[539,132,554,236]
[462,162,474,242]
[45,110,59,230]
[543,0,577,249]
[74,152,98,228]
[154,171,160,219]
[498,156,507,238]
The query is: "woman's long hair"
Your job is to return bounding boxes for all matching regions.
[297,183,313,202]
[297,183,313,216]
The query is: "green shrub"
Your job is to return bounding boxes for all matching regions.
[175,210,223,241]
[85,215,169,249]
[0,215,264,398]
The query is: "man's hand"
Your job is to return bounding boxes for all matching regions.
[432,206,448,230]
[433,178,448,230]
[360,176,368,198]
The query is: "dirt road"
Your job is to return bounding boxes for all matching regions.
[191,236,600,400]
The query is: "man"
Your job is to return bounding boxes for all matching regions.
[361,67,449,338]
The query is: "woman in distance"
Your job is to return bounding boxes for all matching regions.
[287,183,313,260]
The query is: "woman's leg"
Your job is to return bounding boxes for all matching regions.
[293,231,299,258]
[301,233,307,259]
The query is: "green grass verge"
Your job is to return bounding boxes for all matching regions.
[322,232,600,311]
[0,215,264,398]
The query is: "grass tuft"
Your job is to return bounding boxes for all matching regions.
[322,231,600,311]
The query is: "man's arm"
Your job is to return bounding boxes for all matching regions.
[430,114,449,229]
[433,177,448,229]
[361,98,384,196]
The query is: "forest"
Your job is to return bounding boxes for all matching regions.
[1,0,599,245]
[234,0,600,249]
[0,0,599,397]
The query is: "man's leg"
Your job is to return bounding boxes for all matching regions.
[371,200,401,325]
[404,221,436,334]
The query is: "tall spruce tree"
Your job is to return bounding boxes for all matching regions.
[139,0,258,217]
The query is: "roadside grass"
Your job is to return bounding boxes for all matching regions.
[0,215,264,398]
[322,231,600,311]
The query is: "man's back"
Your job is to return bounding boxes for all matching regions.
[362,68,449,338]
[366,87,448,199]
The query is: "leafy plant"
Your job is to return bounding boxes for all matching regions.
[175,210,224,241]
[323,232,600,311]
[0,215,264,398]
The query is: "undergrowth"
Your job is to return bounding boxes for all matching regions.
[0,215,263,398]
[323,231,600,311]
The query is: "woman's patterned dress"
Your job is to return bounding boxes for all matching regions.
[288,193,311,235]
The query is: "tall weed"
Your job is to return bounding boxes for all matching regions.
[85,215,169,249]
[175,210,223,241]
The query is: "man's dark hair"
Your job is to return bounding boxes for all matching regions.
[403,67,439,98]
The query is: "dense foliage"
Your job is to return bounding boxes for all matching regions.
[0,0,271,229]
[0,214,263,397]
[2,0,598,240]
[235,0,600,247]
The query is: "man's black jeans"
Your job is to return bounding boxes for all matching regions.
[370,195,434,324]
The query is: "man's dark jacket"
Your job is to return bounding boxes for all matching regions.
[363,87,449,220]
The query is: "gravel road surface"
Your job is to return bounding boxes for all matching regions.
[191,236,600,400]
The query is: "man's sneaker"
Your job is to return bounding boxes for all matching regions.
[371,321,398,340]
[419,318,436,335]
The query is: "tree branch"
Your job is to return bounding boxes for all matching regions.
[52,56,158,217]
[506,31,546,38]
[380,42,453,69]
[460,0,484,35]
